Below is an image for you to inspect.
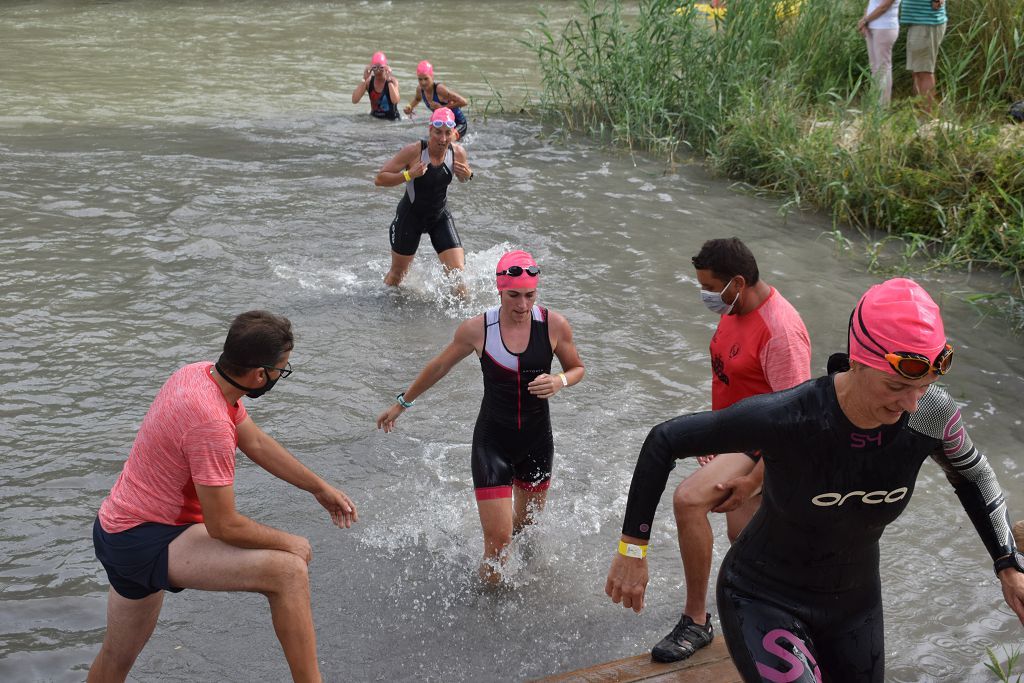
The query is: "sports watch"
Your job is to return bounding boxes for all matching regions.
[993,550,1024,576]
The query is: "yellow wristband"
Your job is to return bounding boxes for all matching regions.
[402,169,412,182]
[558,372,568,387]
[618,541,647,559]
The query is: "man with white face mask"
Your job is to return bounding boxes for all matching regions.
[646,237,811,663]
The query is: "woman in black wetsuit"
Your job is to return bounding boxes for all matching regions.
[605,278,1024,682]
[374,107,471,287]
[376,251,585,582]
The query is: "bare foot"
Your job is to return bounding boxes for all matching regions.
[478,559,503,586]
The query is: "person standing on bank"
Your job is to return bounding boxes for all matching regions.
[650,238,811,663]
[901,0,947,110]
[88,311,357,683]
[606,279,1024,682]
[858,0,901,107]
[351,51,400,120]
[376,251,584,582]
[375,107,472,287]
[403,60,469,139]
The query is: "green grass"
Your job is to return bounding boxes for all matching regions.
[523,0,1024,328]
[986,645,1023,682]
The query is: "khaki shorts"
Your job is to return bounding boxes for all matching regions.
[906,23,946,73]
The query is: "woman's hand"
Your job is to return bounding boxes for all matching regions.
[376,404,405,432]
[527,373,562,399]
[453,159,473,181]
[606,552,649,613]
[408,161,428,178]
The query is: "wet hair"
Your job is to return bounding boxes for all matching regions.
[217,310,293,377]
[691,237,760,285]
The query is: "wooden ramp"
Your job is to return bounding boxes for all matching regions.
[535,638,741,683]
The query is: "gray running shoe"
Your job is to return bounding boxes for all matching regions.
[651,612,714,663]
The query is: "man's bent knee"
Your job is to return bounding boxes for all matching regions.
[264,552,310,595]
[673,480,719,516]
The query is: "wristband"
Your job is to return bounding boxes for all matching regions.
[994,550,1024,576]
[558,372,568,387]
[618,541,647,559]
[396,392,415,409]
[402,169,412,182]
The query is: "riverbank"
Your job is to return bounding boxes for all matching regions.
[523,0,1024,328]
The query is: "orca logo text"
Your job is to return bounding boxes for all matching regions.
[811,488,908,507]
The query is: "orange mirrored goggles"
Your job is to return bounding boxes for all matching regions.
[883,344,953,379]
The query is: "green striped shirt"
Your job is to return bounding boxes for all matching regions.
[901,0,947,25]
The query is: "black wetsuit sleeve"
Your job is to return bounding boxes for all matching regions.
[911,386,1017,561]
[621,390,796,540]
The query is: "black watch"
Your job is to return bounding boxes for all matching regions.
[994,550,1024,576]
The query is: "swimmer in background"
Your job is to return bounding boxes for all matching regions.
[351,51,400,120]
[404,60,469,139]
[374,107,471,288]
[376,251,584,583]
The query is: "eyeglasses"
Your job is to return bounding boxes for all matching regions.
[430,119,456,129]
[884,345,953,379]
[257,361,293,379]
[496,265,540,277]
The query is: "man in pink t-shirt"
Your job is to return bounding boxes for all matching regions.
[649,238,811,663]
[88,311,358,683]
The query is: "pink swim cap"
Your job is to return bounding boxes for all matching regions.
[417,60,434,77]
[371,51,387,67]
[848,278,946,375]
[496,250,540,291]
[429,107,455,127]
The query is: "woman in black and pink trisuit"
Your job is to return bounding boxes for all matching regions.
[376,250,585,582]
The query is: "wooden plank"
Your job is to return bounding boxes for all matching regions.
[535,638,741,683]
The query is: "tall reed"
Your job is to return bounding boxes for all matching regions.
[527,0,1024,322]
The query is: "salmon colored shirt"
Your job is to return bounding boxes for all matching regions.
[710,287,811,409]
[98,362,248,533]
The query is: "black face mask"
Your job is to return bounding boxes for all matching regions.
[215,362,278,399]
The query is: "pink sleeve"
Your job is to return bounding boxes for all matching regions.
[233,401,248,426]
[758,302,812,391]
[182,420,237,487]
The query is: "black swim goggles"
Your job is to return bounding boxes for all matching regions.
[496,265,540,277]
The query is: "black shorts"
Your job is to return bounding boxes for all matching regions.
[471,416,554,500]
[93,516,191,599]
[388,202,462,256]
[454,120,468,140]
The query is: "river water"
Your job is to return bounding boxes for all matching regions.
[2,1,1022,681]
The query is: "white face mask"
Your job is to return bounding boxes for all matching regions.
[700,278,740,315]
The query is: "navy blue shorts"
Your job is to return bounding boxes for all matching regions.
[93,516,191,599]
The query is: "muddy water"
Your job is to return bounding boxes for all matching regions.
[2,1,1022,681]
